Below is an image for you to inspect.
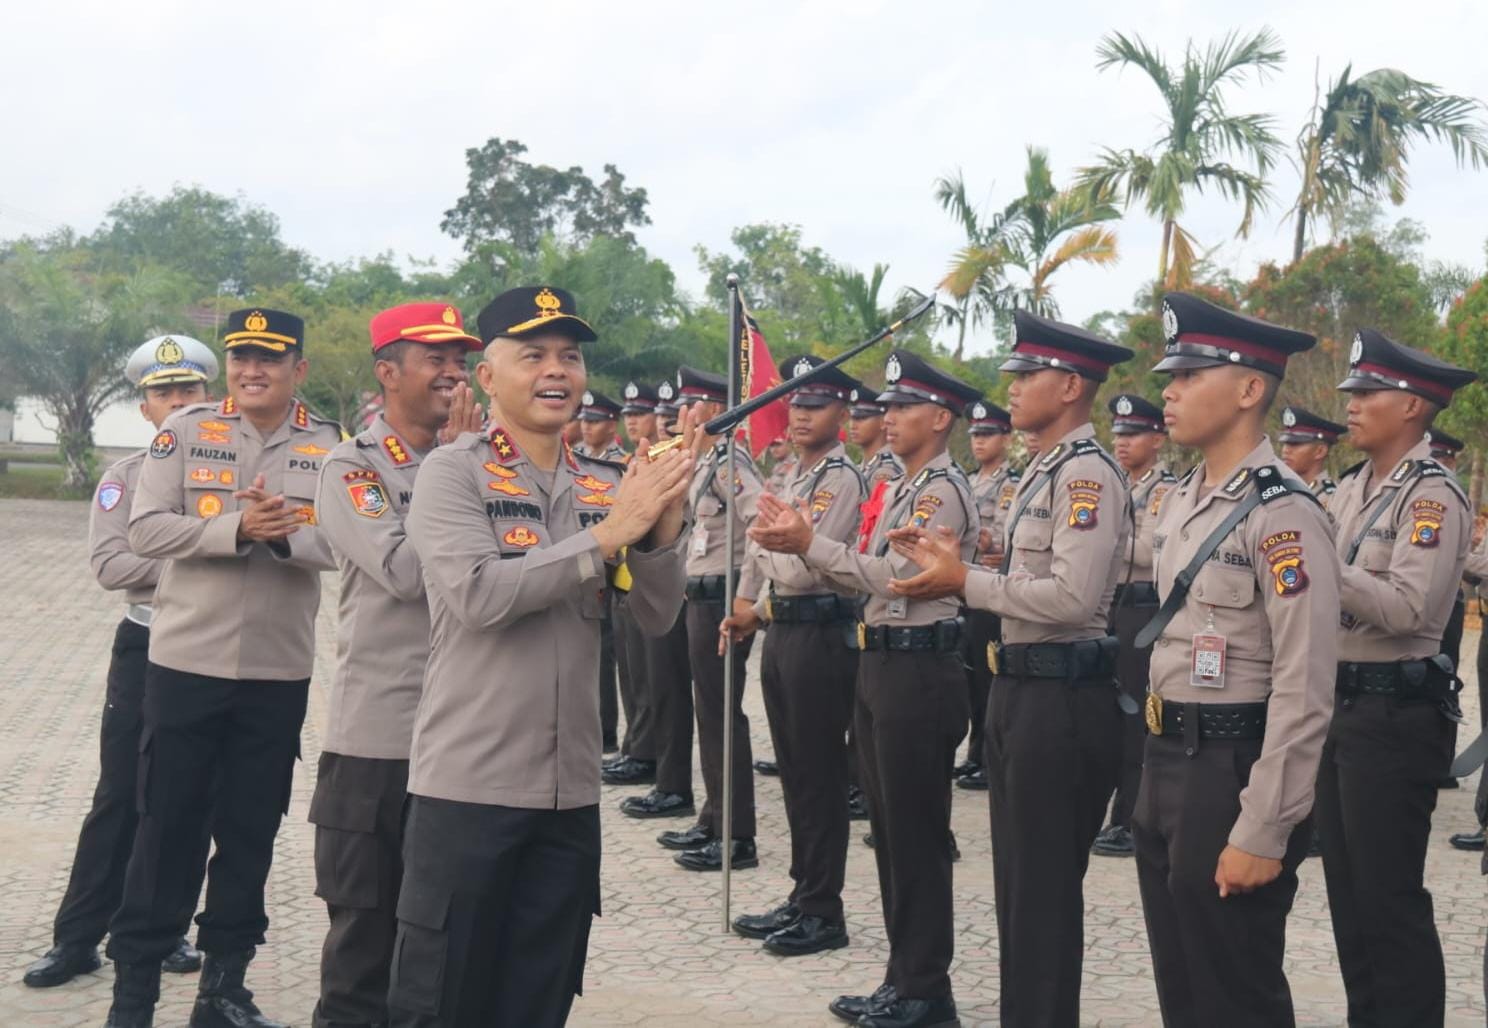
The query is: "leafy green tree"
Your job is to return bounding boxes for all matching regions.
[1437,276,1488,508]
[1290,66,1488,262]
[0,243,192,488]
[932,171,1022,360]
[1078,29,1285,289]
[88,186,312,295]
[441,138,650,260]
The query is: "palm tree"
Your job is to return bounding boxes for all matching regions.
[1291,65,1488,262]
[999,147,1121,315]
[1078,29,1285,289]
[933,171,1021,360]
[935,150,1120,357]
[832,262,890,336]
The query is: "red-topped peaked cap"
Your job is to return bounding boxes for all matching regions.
[1153,293,1314,378]
[1337,328,1476,406]
[370,302,482,352]
[1000,310,1133,382]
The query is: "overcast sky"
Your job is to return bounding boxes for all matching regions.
[4,0,1487,358]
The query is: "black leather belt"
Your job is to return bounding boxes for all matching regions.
[1148,699,1267,740]
[1335,660,1437,697]
[856,618,962,653]
[767,593,857,624]
[993,637,1119,679]
[684,574,730,601]
[1114,581,1159,607]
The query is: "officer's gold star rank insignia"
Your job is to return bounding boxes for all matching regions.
[383,435,411,465]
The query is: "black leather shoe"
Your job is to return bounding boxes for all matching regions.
[658,822,714,850]
[855,994,959,1026]
[22,942,101,988]
[189,949,287,1027]
[733,900,800,939]
[602,757,657,785]
[620,789,694,819]
[764,915,849,956]
[948,831,960,863]
[162,937,202,974]
[1450,828,1486,851]
[1091,824,1134,857]
[754,759,779,776]
[952,759,980,778]
[954,767,987,790]
[1439,776,1461,789]
[847,786,869,820]
[829,984,896,1023]
[105,961,160,1028]
[601,752,630,770]
[675,838,758,871]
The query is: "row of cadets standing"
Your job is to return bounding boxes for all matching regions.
[1092,391,1174,857]
[750,348,982,1027]
[724,355,869,954]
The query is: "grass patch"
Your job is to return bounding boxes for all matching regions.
[0,464,94,500]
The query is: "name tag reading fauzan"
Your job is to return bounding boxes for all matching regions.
[1190,604,1226,688]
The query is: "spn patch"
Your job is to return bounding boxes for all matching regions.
[910,493,944,528]
[1410,498,1445,548]
[488,479,531,497]
[97,482,124,512]
[196,494,224,518]
[810,489,834,524]
[1068,479,1102,530]
[1261,530,1308,597]
[503,525,540,548]
[150,430,177,459]
[347,480,389,518]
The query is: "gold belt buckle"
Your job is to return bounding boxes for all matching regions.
[986,642,999,674]
[1144,692,1164,735]
[856,622,867,650]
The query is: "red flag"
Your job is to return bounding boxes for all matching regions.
[738,312,789,459]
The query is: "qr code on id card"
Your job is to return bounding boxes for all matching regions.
[1195,650,1222,679]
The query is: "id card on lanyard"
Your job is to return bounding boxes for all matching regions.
[1190,605,1226,688]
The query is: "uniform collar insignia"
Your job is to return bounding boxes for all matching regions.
[220,396,237,416]
[564,441,580,470]
[810,456,829,474]
[1222,468,1251,495]
[383,434,412,465]
[1390,459,1414,483]
[293,401,309,429]
[489,427,521,464]
[1038,443,1065,470]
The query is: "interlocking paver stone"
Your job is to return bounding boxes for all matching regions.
[1,497,1483,1026]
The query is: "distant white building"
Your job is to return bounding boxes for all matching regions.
[9,397,157,448]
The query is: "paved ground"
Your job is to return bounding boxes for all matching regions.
[0,496,1483,1027]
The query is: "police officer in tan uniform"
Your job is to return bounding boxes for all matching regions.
[1277,405,1344,509]
[1316,328,1476,1026]
[764,435,798,495]
[886,313,1134,1027]
[723,355,867,956]
[574,388,629,751]
[107,308,343,1028]
[617,380,697,817]
[1425,427,1470,694]
[663,365,766,872]
[752,349,979,1028]
[1093,392,1176,858]
[1139,293,1337,1025]
[601,381,662,784]
[850,388,902,487]
[391,287,692,1026]
[309,302,483,1028]
[954,400,1017,792]
[22,337,214,992]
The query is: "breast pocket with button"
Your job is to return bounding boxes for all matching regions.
[1191,567,1261,659]
[1011,519,1054,578]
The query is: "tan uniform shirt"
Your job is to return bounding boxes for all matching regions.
[804,449,976,627]
[860,447,902,488]
[1333,438,1470,662]
[573,439,629,463]
[129,398,340,681]
[963,423,1131,644]
[970,461,1019,563]
[686,441,764,596]
[315,413,432,759]
[747,444,865,601]
[91,451,160,608]
[765,456,798,496]
[1310,475,1338,512]
[1120,462,1176,583]
[1148,437,1339,858]
[405,428,686,809]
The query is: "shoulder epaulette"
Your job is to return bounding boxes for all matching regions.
[805,454,866,499]
[1251,464,1323,509]
[574,450,627,473]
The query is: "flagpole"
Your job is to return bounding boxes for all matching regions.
[721,273,742,930]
